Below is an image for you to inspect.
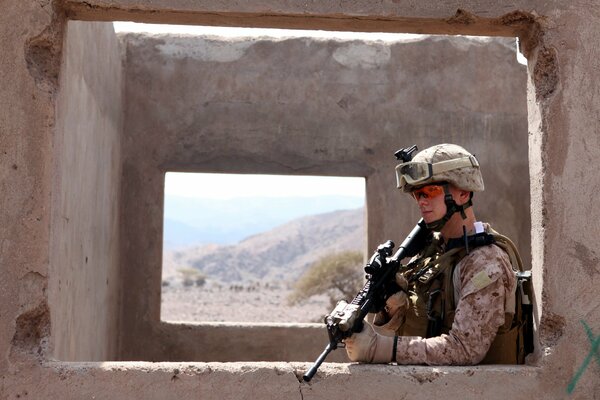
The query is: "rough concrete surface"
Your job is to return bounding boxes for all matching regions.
[1,0,58,372]
[117,31,530,363]
[1,0,600,399]
[50,20,123,361]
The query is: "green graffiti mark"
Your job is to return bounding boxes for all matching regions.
[567,320,600,394]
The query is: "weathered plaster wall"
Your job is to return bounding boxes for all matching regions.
[0,0,59,376]
[49,21,123,361]
[1,0,600,399]
[526,6,600,398]
[118,33,529,362]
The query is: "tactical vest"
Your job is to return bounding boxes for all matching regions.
[400,227,533,364]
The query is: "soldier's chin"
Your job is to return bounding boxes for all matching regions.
[421,211,435,222]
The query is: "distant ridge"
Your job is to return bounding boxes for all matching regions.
[163,195,365,248]
[162,207,365,283]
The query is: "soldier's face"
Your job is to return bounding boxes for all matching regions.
[412,184,469,224]
[412,184,447,224]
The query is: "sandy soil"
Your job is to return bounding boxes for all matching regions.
[161,281,332,323]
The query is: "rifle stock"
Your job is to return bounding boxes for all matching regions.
[303,219,430,382]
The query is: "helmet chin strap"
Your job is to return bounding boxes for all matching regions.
[425,184,473,231]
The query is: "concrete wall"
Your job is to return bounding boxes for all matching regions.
[118,33,530,362]
[50,21,124,361]
[1,1,599,399]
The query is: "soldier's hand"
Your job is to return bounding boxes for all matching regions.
[344,323,395,363]
[372,292,409,333]
[372,273,410,333]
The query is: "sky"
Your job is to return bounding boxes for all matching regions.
[164,172,365,199]
[112,21,426,42]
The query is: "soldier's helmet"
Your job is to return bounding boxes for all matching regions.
[395,143,484,192]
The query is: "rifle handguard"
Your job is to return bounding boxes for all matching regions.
[325,300,360,332]
[303,219,430,382]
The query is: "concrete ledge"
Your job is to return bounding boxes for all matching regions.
[5,361,544,400]
[122,321,349,362]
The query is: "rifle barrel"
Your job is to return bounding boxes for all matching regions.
[303,343,334,382]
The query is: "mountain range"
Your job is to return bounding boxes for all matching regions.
[163,195,365,248]
[162,207,365,284]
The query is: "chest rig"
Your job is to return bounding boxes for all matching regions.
[401,234,467,339]
[400,228,532,364]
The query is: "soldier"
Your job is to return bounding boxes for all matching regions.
[345,143,521,365]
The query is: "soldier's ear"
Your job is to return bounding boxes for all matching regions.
[458,189,471,204]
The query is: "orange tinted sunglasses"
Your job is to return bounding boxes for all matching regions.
[411,185,444,201]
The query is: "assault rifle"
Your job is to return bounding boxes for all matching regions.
[303,219,431,382]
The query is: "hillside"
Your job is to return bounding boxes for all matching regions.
[162,207,365,284]
[163,195,365,247]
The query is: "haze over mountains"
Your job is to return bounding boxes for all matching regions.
[162,207,365,284]
[163,195,365,248]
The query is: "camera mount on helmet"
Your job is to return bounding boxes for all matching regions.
[394,145,418,163]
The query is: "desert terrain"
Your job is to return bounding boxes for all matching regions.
[161,208,364,323]
[161,280,331,323]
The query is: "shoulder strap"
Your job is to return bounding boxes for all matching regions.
[445,247,468,312]
[444,228,525,326]
[487,228,525,273]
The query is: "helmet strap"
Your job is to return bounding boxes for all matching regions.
[425,184,473,231]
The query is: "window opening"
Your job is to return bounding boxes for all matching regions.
[161,172,365,323]
[51,19,532,363]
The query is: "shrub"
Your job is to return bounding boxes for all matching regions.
[288,250,364,308]
[177,268,207,287]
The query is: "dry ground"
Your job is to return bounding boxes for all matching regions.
[161,281,331,323]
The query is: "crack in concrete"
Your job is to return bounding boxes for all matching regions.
[299,383,305,400]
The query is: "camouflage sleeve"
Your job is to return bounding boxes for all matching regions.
[394,245,514,365]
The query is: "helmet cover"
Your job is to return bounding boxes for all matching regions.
[396,143,484,192]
